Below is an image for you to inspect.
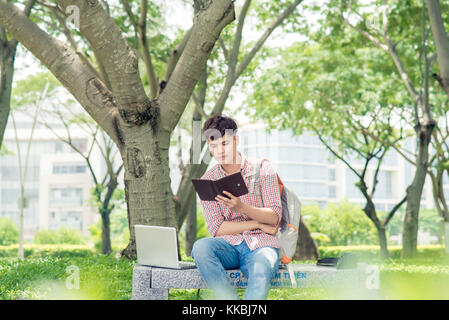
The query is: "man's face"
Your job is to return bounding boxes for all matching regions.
[207,133,239,164]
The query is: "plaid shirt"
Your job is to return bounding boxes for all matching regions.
[199,152,282,251]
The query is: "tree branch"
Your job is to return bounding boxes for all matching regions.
[137,0,159,99]
[383,194,407,226]
[158,0,235,134]
[234,0,303,80]
[55,0,150,123]
[162,27,192,85]
[426,0,449,97]
[0,0,119,145]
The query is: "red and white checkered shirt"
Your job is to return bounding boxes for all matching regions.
[199,151,282,251]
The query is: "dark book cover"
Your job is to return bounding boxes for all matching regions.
[191,171,249,201]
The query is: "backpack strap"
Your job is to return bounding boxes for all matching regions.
[249,157,269,206]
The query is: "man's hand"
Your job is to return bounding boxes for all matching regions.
[215,190,245,212]
[257,223,278,236]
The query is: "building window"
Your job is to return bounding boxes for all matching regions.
[49,187,83,207]
[55,141,63,153]
[49,211,83,231]
[328,168,336,181]
[328,185,336,198]
[53,163,87,174]
[374,171,393,199]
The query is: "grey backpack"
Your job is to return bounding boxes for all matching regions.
[244,157,302,265]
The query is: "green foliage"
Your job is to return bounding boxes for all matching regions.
[196,209,210,240]
[378,208,443,242]
[33,227,87,245]
[0,218,18,246]
[11,72,60,109]
[304,200,379,246]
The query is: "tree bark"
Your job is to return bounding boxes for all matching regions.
[426,0,449,97]
[376,225,389,260]
[120,131,180,259]
[101,209,112,255]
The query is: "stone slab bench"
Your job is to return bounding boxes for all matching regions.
[132,263,369,300]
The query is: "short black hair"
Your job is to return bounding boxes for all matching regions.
[202,114,238,142]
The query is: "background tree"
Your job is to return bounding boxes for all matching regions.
[426,0,449,253]
[246,39,409,259]
[10,78,53,260]
[337,0,449,257]
[35,82,124,255]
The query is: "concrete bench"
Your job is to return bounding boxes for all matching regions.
[132,263,370,300]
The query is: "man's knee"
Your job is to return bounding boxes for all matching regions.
[191,237,216,261]
[251,248,279,278]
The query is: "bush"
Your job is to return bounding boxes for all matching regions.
[0,244,95,258]
[33,227,87,245]
[0,217,18,246]
[304,199,379,246]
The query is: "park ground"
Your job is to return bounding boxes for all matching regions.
[1,244,449,300]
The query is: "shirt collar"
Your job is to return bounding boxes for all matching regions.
[218,151,248,176]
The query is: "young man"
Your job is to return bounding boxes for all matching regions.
[191,114,282,300]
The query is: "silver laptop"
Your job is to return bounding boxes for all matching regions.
[135,224,196,269]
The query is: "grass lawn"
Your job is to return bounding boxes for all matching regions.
[0,255,135,300]
[1,245,449,300]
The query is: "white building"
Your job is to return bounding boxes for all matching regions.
[0,112,102,240]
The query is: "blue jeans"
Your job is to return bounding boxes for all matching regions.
[191,237,280,300]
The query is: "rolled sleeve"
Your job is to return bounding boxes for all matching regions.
[259,161,282,225]
[200,199,224,237]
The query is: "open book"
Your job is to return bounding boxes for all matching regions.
[191,171,249,201]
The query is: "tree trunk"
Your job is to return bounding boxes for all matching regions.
[120,129,179,259]
[402,123,434,258]
[294,216,319,260]
[353,175,391,260]
[18,184,24,260]
[376,225,389,260]
[101,211,112,255]
[429,170,449,253]
[185,194,197,257]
